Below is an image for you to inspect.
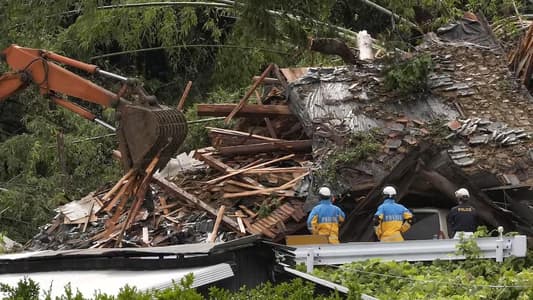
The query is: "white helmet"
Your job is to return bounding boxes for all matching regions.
[455,188,470,199]
[318,187,331,198]
[383,186,397,197]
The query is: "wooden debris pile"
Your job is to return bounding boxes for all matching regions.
[509,23,533,92]
[28,64,313,250]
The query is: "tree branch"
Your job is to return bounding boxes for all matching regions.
[309,37,357,64]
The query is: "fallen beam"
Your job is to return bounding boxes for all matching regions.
[195,152,264,187]
[223,172,309,199]
[197,104,293,118]
[225,64,274,124]
[153,175,240,232]
[207,154,295,185]
[252,76,280,85]
[217,140,312,156]
[208,127,284,147]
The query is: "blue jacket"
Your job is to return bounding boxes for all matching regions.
[374,198,413,242]
[307,199,345,243]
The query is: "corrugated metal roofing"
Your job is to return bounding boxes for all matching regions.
[0,263,233,298]
[0,243,216,261]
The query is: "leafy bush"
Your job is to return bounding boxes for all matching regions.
[312,253,533,299]
[0,277,341,300]
[384,54,433,96]
[317,132,381,189]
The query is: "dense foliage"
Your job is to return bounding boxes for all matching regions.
[0,276,341,300]
[384,54,433,96]
[311,254,533,299]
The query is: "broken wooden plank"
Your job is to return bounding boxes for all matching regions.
[226,180,264,191]
[272,64,288,89]
[177,80,193,111]
[102,169,135,202]
[142,226,149,245]
[82,200,96,233]
[207,154,295,185]
[116,155,161,247]
[153,175,240,232]
[252,76,280,85]
[217,140,312,156]
[159,195,170,215]
[163,215,181,225]
[255,89,277,139]
[225,63,274,124]
[59,193,102,223]
[104,178,130,213]
[92,176,137,241]
[239,205,258,219]
[239,167,309,174]
[198,104,293,118]
[207,127,283,142]
[208,205,226,242]
[280,67,309,83]
[208,127,284,148]
[236,210,246,234]
[196,152,264,188]
[196,152,233,173]
[223,172,309,199]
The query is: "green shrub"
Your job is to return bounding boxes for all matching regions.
[384,54,433,96]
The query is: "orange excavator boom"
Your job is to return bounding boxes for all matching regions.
[0,44,188,171]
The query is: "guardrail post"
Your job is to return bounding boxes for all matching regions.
[495,226,504,263]
[306,249,314,273]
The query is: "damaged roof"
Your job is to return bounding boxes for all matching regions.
[284,15,533,241]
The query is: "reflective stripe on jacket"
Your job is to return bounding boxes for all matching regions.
[374,199,413,242]
[307,199,345,244]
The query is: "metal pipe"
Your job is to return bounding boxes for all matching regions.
[186,117,225,124]
[94,118,117,131]
[97,69,129,82]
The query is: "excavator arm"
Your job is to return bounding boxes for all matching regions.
[0,44,188,171]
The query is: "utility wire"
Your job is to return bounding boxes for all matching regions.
[44,116,226,147]
[90,44,289,60]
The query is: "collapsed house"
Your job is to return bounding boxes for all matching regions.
[288,15,533,242]
[27,15,533,250]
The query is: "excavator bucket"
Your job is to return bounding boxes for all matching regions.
[117,104,188,171]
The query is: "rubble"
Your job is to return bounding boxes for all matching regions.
[26,14,533,249]
[445,118,531,146]
[27,66,311,250]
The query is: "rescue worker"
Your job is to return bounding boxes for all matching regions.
[373,186,414,242]
[307,187,345,244]
[447,188,478,239]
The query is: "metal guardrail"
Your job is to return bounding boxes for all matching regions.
[289,236,528,272]
[281,266,379,300]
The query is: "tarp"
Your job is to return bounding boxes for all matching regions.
[437,14,500,50]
